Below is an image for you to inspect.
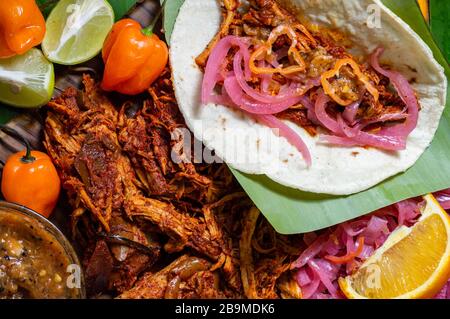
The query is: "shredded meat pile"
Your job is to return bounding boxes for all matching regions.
[44,68,302,299]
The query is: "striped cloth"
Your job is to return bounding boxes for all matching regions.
[0,0,161,166]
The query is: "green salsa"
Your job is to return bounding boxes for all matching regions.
[0,210,79,298]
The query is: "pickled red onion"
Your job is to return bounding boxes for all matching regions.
[202,37,420,166]
[233,52,304,104]
[292,197,434,299]
[314,91,408,150]
[297,269,320,299]
[308,260,340,298]
[370,47,419,137]
[434,189,450,210]
[313,91,340,133]
[256,114,312,166]
[342,100,361,124]
[224,76,303,114]
[337,114,361,138]
[202,36,251,104]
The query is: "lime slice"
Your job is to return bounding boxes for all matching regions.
[42,0,114,65]
[0,49,54,108]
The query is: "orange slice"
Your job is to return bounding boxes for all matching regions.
[339,194,450,299]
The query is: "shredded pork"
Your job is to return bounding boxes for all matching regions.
[44,68,301,299]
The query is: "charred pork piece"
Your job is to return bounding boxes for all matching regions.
[118,255,226,299]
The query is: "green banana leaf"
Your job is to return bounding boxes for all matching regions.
[430,0,450,62]
[163,0,450,234]
[163,0,185,43]
[36,0,59,17]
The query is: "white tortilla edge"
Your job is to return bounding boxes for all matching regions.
[170,0,447,195]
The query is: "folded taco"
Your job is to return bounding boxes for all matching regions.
[170,0,447,195]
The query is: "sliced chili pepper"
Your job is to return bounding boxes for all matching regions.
[249,24,314,75]
[325,237,365,264]
[321,58,379,106]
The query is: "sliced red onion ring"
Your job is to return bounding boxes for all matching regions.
[395,199,420,226]
[292,234,327,269]
[233,52,305,104]
[342,220,368,237]
[256,114,312,166]
[314,91,340,133]
[342,100,361,125]
[297,269,321,299]
[323,239,340,256]
[209,85,234,106]
[359,245,375,259]
[202,36,251,104]
[434,189,450,210]
[344,231,355,254]
[314,259,341,280]
[224,76,303,114]
[361,216,389,245]
[337,114,362,138]
[296,268,312,286]
[315,90,407,150]
[294,196,450,299]
[370,47,419,137]
[313,47,418,151]
[308,260,340,299]
[299,95,320,125]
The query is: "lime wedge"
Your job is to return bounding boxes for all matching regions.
[42,0,114,65]
[0,49,54,108]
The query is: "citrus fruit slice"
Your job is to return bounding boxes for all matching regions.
[339,194,450,299]
[42,0,114,65]
[0,48,54,108]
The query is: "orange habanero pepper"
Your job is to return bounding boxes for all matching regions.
[0,126,60,218]
[0,0,46,58]
[101,19,168,95]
